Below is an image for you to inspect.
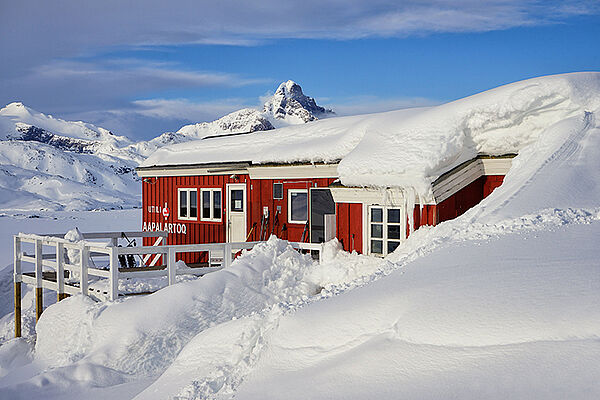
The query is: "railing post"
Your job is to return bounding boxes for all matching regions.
[109,247,119,301]
[56,242,66,301]
[80,244,88,296]
[14,236,22,338]
[224,243,232,269]
[318,244,323,264]
[167,247,176,286]
[35,239,43,322]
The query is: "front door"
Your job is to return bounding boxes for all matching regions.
[227,184,247,242]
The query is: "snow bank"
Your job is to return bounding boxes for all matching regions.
[235,220,600,400]
[34,238,319,376]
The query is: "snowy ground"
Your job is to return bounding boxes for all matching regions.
[0,74,598,399]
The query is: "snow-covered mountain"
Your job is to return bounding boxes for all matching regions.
[166,80,334,141]
[0,103,146,212]
[0,81,332,213]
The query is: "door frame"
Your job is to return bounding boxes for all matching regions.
[226,183,247,242]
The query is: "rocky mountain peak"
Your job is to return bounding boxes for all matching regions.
[263,80,334,123]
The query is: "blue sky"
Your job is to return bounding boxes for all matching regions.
[1,1,599,140]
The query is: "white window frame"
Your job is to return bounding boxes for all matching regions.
[178,188,198,221]
[368,206,403,256]
[200,188,222,222]
[288,189,308,224]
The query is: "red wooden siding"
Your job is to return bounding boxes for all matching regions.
[142,174,250,264]
[483,175,505,197]
[141,168,507,258]
[142,175,335,263]
[423,174,505,227]
[335,203,363,253]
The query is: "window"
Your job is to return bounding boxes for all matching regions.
[200,188,222,221]
[178,188,197,220]
[369,206,403,255]
[288,189,308,224]
[230,189,244,212]
[273,182,283,199]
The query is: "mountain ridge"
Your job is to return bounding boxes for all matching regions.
[0,81,334,212]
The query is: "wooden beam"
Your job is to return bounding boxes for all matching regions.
[14,236,22,338]
[36,287,43,322]
[14,282,21,337]
[35,239,43,322]
[56,242,65,302]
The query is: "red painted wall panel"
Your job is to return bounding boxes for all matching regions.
[483,175,505,197]
[141,175,336,262]
[336,203,362,253]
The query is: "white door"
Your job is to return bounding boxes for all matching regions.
[227,184,247,242]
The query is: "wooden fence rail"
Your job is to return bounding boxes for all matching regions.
[13,232,323,338]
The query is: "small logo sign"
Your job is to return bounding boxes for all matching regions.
[162,202,170,219]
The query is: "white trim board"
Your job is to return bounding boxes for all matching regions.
[248,164,338,179]
[138,167,248,178]
[432,158,513,203]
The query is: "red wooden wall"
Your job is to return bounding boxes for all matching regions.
[141,171,507,260]
[336,203,363,253]
[142,174,335,263]
[247,178,336,242]
[142,174,251,264]
[483,175,505,197]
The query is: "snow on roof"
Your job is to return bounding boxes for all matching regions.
[140,72,600,196]
[141,107,427,168]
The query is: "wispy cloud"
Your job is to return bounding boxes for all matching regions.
[128,98,257,121]
[0,58,264,113]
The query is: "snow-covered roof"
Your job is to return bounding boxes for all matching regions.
[140,72,600,196]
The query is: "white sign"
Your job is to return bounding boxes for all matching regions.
[148,202,170,220]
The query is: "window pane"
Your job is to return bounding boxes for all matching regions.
[189,190,197,218]
[371,207,383,222]
[273,183,283,199]
[371,223,383,238]
[388,225,401,240]
[231,190,244,212]
[371,239,383,254]
[387,241,400,254]
[290,191,308,222]
[213,190,221,219]
[202,191,210,219]
[388,208,401,223]
[179,190,187,217]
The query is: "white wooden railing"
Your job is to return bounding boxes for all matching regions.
[12,231,323,337]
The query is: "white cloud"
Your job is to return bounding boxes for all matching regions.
[128,98,256,121]
[1,1,597,70]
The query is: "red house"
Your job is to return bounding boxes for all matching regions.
[137,113,513,262]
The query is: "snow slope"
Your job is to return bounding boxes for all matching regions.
[0,103,145,212]
[0,72,599,399]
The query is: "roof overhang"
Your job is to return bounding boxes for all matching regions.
[136,160,340,179]
[136,162,251,178]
